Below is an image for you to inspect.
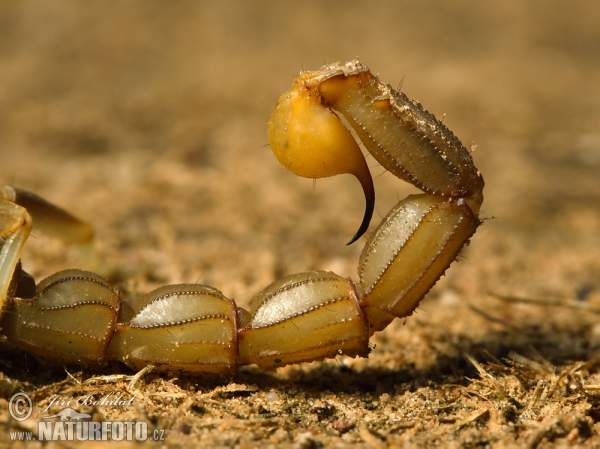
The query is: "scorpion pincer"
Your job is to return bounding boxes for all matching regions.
[0,60,483,375]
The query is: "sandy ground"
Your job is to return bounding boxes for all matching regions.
[0,1,599,447]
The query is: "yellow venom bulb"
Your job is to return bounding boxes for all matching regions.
[268,72,375,244]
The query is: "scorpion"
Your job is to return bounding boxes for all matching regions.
[0,60,484,376]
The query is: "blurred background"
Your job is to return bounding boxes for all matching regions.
[0,0,598,314]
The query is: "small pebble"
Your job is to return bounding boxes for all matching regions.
[265,391,280,402]
[331,419,352,434]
